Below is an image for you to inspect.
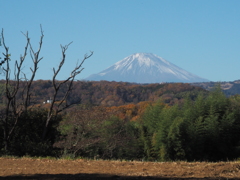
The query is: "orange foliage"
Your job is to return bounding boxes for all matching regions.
[105,101,153,121]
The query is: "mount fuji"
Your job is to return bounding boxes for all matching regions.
[85,53,209,83]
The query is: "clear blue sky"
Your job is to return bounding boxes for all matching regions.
[1,0,240,82]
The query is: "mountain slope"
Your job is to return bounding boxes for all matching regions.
[85,53,209,83]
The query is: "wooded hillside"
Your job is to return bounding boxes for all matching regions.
[0,80,207,107]
[2,80,240,162]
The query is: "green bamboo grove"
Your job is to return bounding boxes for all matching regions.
[140,86,240,161]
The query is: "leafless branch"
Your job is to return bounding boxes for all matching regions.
[1,26,44,150]
[22,25,44,110]
[42,43,93,140]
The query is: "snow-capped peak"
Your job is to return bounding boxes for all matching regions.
[85,53,209,83]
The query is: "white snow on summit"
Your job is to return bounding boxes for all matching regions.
[85,53,209,83]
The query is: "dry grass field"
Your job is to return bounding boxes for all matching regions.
[1,157,240,179]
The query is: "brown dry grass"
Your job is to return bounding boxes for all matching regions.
[1,157,240,179]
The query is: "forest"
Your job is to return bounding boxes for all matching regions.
[1,80,240,162]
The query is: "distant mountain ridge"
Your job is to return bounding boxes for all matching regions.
[85,53,209,83]
[191,79,240,96]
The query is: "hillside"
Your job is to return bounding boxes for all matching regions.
[1,79,239,108]
[0,80,206,107]
[1,79,240,161]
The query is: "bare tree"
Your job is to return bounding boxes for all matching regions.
[0,26,92,151]
[42,43,93,140]
[0,27,43,151]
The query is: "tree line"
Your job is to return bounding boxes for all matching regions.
[1,85,240,161]
[0,80,206,107]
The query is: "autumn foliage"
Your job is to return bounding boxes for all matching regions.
[1,79,240,162]
[0,80,206,107]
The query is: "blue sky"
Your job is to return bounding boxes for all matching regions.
[1,0,240,82]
